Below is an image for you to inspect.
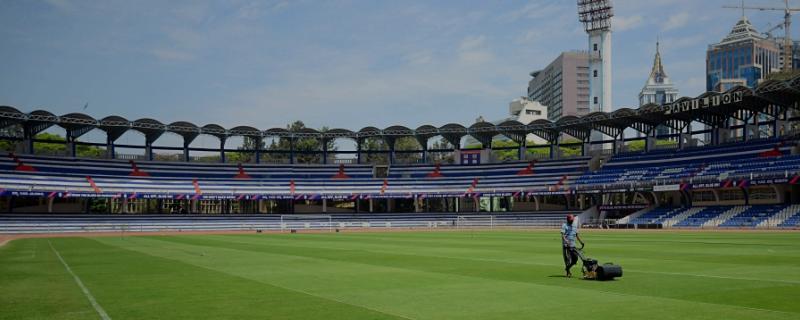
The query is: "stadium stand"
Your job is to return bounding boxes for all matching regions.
[0,154,584,196]
[3,78,800,230]
[673,206,732,227]
[778,209,800,228]
[627,205,799,228]
[576,138,799,190]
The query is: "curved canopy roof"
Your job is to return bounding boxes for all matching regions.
[2,77,798,144]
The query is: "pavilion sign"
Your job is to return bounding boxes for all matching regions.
[663,91,744,115]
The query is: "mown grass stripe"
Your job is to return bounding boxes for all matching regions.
[193,233,800,285]
[48,240,111,320]
[133,235,799,316]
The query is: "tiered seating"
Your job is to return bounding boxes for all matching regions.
[612,137,782,162]
[0,155,375,179]
[629,207,681,224]
[778,212,800,228]
[389,157,588,179]
[630,205,797,228]
[0,154,588,196]
[577,139,798,188]
[760,204,800,227]
[719,205,784,227]
[673,206,732,227]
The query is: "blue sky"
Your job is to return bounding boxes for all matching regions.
[0,0,796,134]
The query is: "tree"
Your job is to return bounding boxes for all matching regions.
[392,137,422,164]
[228,136,266,163]
[33,132,67,156]
[490,140,520,162]
[429,137,454,163]
[268,121,337,164]
[0,125,23,152]
[361,137,388,164]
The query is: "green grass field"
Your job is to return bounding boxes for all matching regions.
[1,230,799,319]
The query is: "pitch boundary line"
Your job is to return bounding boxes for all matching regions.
[102,237,416,320]
[48,240,112,320]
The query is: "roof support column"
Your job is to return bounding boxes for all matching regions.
[183,140,190,162]
[389,142,395,165]
[220,139,226,163]
[550,139,559,160]
[582,140,589,157]
[255,137,262,164]
[289,138,295,164]
[107,136,115,159]
[422,145,429,164]
[612,131,624,155]
[356,139,362,164]
[322,138,328,164]
[66,131,76,158]
[23,126,33,155]
[714,120,731,145]
[518,139,527,161]
[745,112,759,142]
[774,108,789,137]
[145,142,153,161]
[645,129,655,152]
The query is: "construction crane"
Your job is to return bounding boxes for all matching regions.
[763,22,784,39]
[723,0,800,71]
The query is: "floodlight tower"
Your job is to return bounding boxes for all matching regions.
[578,0,614,114]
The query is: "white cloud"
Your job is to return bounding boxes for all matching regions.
[404,51,433,65]
[224,37,518,128]
[505,2,566,21]
[44,0,75,12]
[613,15,644,32]
[660,34,708,51]
[459,35,486,51]
[150,48,196,62]
[457,35,493,65]
[662,12,690,31]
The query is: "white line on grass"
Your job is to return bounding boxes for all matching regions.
[48,240,112,320]
[108,238,416,320]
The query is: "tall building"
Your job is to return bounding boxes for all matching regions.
[508,97,548,144]
[777,39,800,70]
[527,51,591,121]
[470,97,548,146]
[706,15,781,92]
[639,42,679,138]
[640,42,679,106]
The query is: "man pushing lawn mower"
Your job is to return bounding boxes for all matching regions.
[560,214,623,280]
[561,214,584,278]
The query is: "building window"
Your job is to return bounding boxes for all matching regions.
[593,70,598,77]
[593,97,598,104]
[593,43,598,51]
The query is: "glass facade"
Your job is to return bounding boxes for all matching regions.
[707,41,778,92]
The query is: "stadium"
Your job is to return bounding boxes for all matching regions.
[1,77,799,319]
[2,1,800,320]
[0,83,799,228]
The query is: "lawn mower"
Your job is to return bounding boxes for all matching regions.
[576,243,622,281]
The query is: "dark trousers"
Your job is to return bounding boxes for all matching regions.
[563,246,578,271]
